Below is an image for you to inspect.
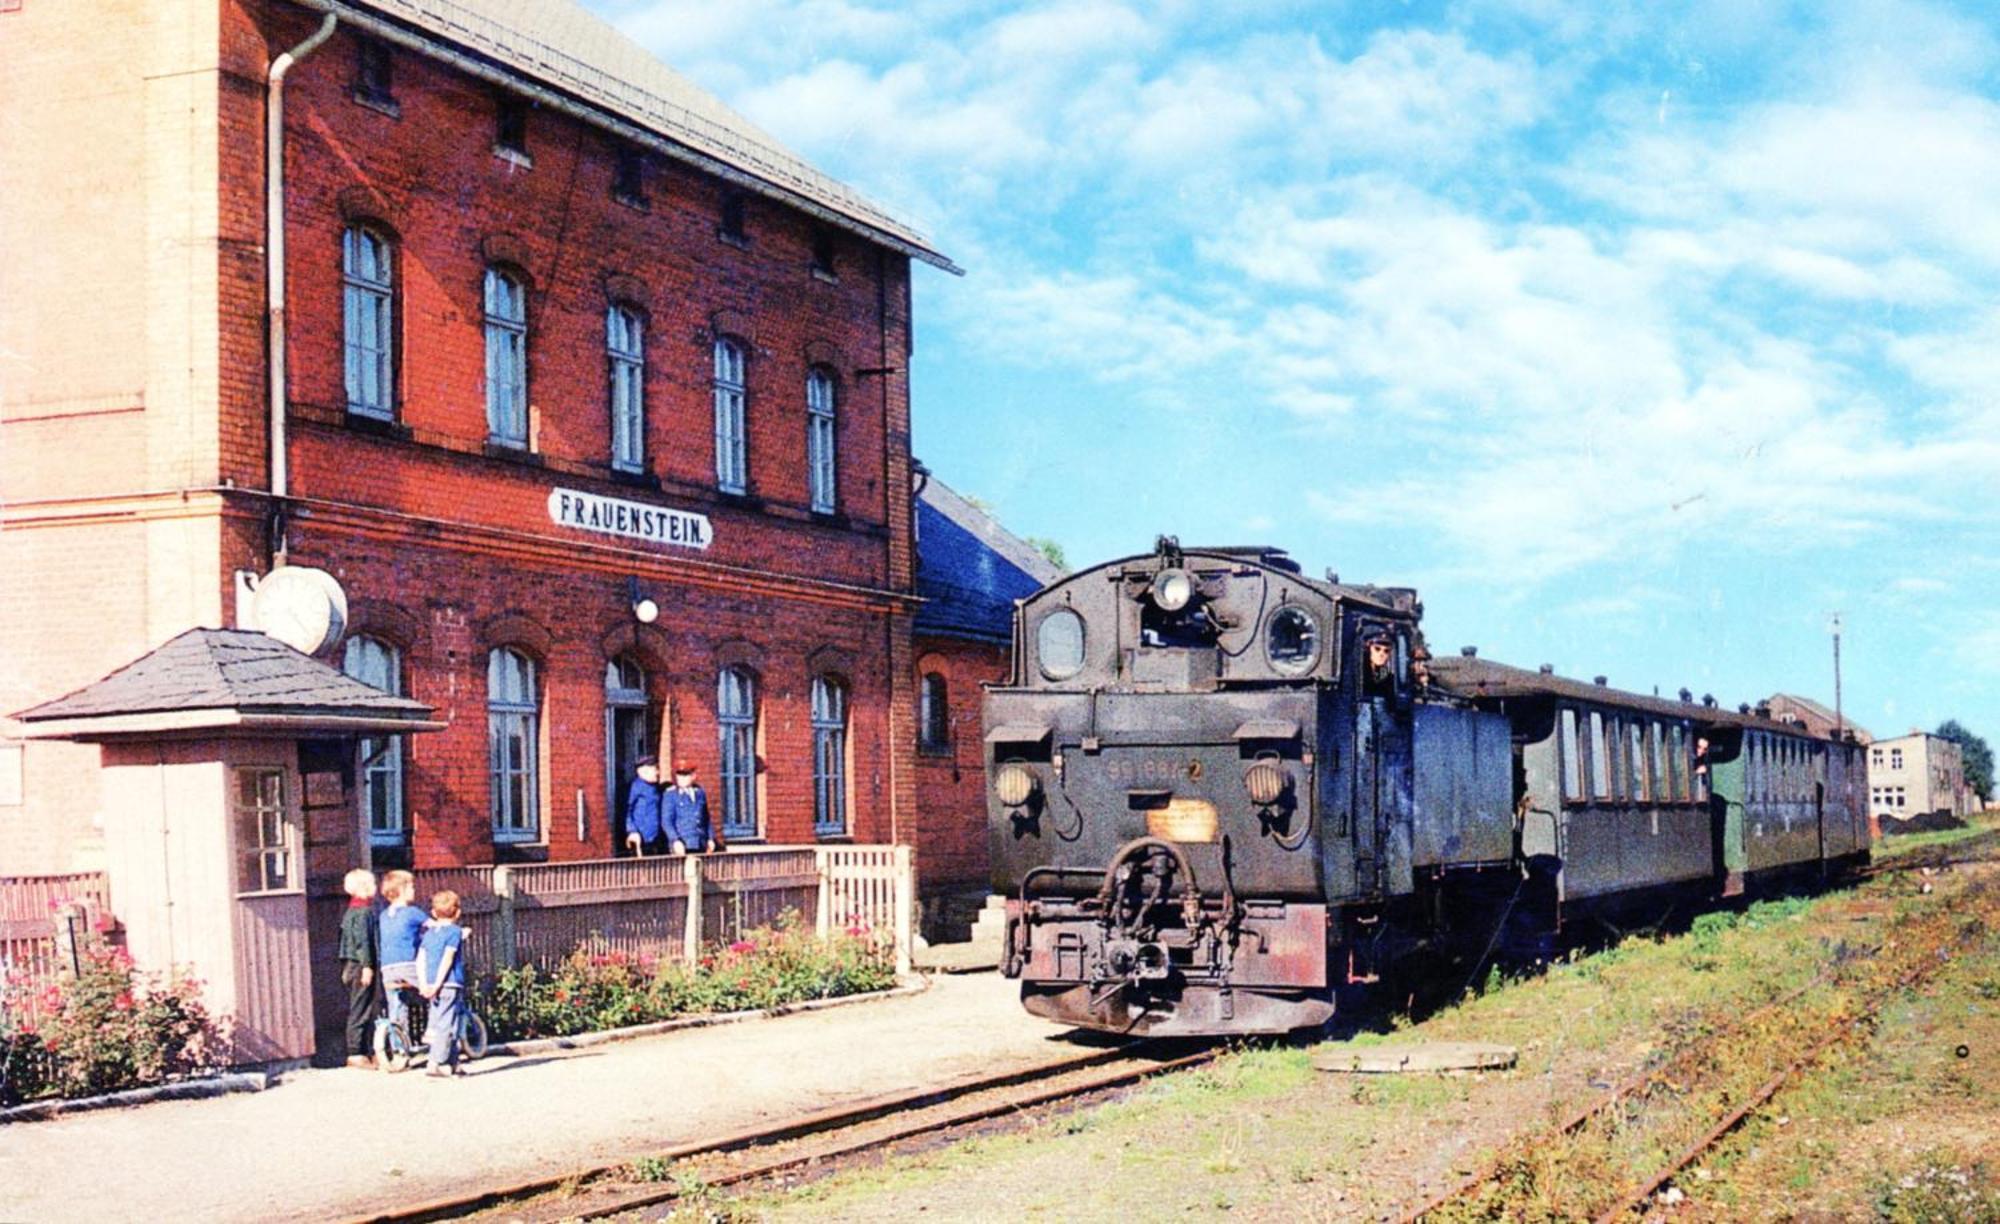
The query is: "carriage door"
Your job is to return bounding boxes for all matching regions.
[605,657,651,853]
[1813,744,1828,875]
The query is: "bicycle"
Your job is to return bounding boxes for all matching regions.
[374,984,488,1072]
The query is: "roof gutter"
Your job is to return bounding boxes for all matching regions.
[289,0,962,275]
[267,10,340,563]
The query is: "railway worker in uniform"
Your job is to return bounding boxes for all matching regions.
[623,761,664,857]
[664,761,715,854]
[1363,631,1396,700]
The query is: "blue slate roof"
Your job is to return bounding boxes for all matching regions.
[915,478,1062,644]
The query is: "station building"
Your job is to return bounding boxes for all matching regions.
[1868,731,1978,825]
[1,0,959,875]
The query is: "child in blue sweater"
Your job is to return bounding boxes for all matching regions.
[377,869,428,1040]
[418,889,468,1078]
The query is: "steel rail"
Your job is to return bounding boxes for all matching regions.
[349,1038,1217,1223]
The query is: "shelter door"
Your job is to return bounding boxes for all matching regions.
[300,740,362,1066]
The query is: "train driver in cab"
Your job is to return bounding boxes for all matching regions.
[1363,631,1396,700]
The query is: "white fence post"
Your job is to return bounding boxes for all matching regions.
[814,848,832,939]
[893,845,913,977]
[682,854,703,963]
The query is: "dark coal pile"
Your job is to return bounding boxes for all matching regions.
[1882,810,1968,835]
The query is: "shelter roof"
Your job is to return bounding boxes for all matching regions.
[331,0,955,270]
[12,629,442,739]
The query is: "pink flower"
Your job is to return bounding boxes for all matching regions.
[113,991,134,1011]
[728,941,755,954]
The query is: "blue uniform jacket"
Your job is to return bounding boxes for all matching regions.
[663,784,711,850]
[625,776,663,843]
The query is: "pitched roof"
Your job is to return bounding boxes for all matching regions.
[13,629,439,733]
[916,478,1062,642]
[335,0,956,271]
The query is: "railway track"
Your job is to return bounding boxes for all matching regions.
[1402,871,2000,1223]
[352,1036,1220,1223]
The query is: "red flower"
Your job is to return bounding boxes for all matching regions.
[113,991,135,1011]
[728,940,756,954]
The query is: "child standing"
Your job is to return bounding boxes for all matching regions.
[336,868,380,1068]
[377,869,427,1044]
[418,889,467,1078]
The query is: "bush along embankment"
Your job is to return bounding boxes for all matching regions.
[2,945,227,1108]
[480,911,898,1041]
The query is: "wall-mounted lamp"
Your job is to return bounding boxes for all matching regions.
[627,576,659,625]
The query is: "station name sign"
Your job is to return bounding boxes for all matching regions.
[547,487,712,551]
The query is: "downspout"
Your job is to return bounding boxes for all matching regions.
[266,11,339,564]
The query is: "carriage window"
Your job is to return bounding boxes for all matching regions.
[1630,721,1648,802]
[1651,723,1666,802]
[1561,709,1583,803]
[1589,711,1611,800]
[1672,726,1690,801]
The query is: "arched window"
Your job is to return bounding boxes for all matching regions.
[811,676,848,837]
[918,671,949,753]
[713,338,747,493]
[342,225,395,419]
[485,267,529,447]
[717,666,757,839]
[806,367,837,513]
[607,305,645,472]
[341,636,405,845]
[488,647,540,841]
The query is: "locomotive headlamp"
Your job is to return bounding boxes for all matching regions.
[994,763,1040,807]
[1244,759,1290,806]
[1149,568,1196,612]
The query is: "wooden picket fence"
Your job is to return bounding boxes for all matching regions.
[411,844,912,981]
[1,872,115,1028]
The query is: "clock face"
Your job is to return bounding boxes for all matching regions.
[254,567,349,655]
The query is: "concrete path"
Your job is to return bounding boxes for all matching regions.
[0,973,1073,1223]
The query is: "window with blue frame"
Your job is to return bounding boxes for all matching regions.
[811,675,848,836]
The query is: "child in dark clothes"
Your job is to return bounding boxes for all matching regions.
[336,868,379,1068]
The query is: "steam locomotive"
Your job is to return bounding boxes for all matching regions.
[985,540,1868,1036]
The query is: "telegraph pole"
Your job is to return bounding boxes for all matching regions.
[1831,612,1844,736]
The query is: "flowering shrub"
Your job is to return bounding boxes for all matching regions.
[0,946,225,1107]
[481,911,896,1041]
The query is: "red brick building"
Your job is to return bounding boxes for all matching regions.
[910,477,1060,936]
[1,0,956,872]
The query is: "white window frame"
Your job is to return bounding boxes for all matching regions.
[485,267,529,447]
[342,225,394,419]
[488,648,541,842]
[607,305,645,472]
[811,675,848,837]
[718,666,758,839]
[713,338,747,493]
[342,636,406,847]
[233,766,298,895]
[806,367,837,513]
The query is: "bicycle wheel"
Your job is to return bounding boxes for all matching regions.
[373,1018,412,1073]
[460,1012,489,1061]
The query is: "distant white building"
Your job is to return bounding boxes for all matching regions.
[1867,732,1976,824]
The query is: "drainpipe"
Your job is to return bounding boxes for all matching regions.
[266,11,339,563]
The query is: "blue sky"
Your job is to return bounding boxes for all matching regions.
[598,0,2000,751]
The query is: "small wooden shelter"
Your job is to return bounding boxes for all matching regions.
[13,629,442,1064]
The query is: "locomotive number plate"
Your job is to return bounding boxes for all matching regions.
[1104,756,1206,786]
